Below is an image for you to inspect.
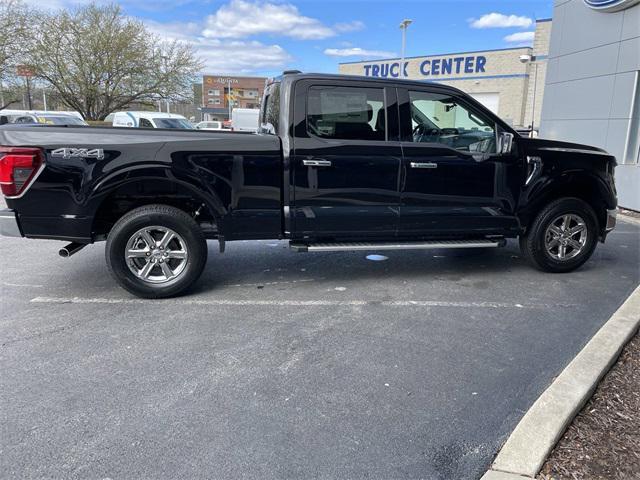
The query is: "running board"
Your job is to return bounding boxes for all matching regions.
[290,239,506,253]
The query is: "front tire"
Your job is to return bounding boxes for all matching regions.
[106,205,207,298]
[519,197,599,273]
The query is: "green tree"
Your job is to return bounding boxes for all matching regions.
[28,3,202,120]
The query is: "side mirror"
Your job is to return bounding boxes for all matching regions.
[498,132,514,155]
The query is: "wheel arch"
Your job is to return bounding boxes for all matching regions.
[519,171,614,237]
[89,173,227,241]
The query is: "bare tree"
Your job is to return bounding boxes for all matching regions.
[27,3,202,120]
[0,0,32,110]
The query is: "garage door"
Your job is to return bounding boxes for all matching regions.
[470,93,500,115]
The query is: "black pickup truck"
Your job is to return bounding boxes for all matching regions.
[0,73,618,298]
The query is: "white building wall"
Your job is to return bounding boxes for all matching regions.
[540,0,640,210]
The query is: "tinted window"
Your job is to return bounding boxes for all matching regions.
[152,118,193,129]
[261,81,280,135]
[139,118,154,128]
[307,86,385,141]
[408,91,496,154]
[14,116,35,124]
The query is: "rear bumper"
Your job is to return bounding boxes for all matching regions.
[0,209,22,237]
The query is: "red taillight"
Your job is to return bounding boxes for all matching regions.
[0,147,44,197]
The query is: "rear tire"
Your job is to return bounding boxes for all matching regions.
[519,197,598,273]
[106,204,207,298]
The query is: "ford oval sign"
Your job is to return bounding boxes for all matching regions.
[584,0,640,12]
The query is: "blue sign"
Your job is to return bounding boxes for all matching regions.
[363,56,487,79]
[583,0,639,11]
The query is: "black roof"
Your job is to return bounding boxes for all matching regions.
[280,72,467,95]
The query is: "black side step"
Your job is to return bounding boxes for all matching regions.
[290,239,506,253]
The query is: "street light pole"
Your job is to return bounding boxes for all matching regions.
[519,54,539,138]
[399,19,413,79]
[531,62,539,135]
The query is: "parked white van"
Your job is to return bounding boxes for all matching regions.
[231,108,260,132]
[112,111,193,129]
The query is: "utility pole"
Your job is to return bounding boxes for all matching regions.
[42,88,47,111]
[25,76,32,110]
[399,19,413,78]
[161,54,170,113]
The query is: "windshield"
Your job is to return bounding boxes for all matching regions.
[153,118,193,129]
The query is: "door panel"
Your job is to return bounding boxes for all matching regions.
[291,81,402,239]
[398,88,520,235]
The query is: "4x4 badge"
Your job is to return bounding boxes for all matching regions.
[51,148,104,160]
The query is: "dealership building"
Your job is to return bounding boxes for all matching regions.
[199,75,266,122]
[339,19,552,131]
[539,0,640,211]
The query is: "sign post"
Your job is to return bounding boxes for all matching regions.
[228,79,232,121]
[16,65,35,110]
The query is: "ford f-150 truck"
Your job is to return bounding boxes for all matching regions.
[0,73,618,298]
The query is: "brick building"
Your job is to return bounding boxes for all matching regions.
[338,19,552,131]
[200,75,267,121]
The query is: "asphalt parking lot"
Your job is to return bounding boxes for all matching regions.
[1,213,638,479]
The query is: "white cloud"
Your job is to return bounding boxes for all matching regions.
[504,31,535,43]
[324,47,395,58]
[334,21,365,33]
[145,20,292,73]
[203,0,335,40]
[470,13,533,29]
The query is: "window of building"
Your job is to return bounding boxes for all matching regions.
[208,89,220,96]
[207,98,221,105]
[407,90,496,154]
[307,85,386,141]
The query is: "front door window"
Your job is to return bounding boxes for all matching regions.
[408,91,496,154]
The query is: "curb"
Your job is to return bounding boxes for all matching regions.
[618,212,640,226]
[482,284,640,479]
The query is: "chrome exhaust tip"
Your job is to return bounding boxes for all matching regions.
[59,242,86,258]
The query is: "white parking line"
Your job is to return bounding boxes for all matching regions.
[30,296,577,309]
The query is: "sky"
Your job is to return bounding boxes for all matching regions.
[25,0,554,77]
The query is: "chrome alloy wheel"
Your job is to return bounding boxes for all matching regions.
[544,214,588,261]
[125,226,189,284]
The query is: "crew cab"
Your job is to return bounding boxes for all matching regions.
[0,73,618,298]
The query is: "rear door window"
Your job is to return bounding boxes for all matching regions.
[307,86,386,141]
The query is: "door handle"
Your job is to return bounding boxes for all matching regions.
[410,162,438,169]
[303,159,332,167]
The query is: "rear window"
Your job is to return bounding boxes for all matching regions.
[307,85,386,141]
[261,81,280,135]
